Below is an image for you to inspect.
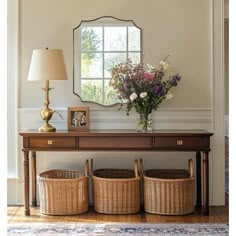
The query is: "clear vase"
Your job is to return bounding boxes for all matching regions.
[136,113,152,132]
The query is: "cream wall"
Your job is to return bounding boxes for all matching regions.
[19,0,212,109]
[9,0,225,206]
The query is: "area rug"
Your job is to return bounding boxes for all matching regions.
[7,222,229,236]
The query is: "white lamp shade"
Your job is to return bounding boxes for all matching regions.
[28,49,67,81]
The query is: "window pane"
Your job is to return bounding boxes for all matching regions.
[81,27,102,51]
[81,53,102,78]
[104,53,127,78]
[128,26,140,51]
[104,80,120,105]
[128,53,141,64]
[81,80,103,103]
[104,27,126,51]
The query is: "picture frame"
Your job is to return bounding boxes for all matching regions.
[68,107,90,131]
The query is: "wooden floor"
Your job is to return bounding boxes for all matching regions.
[8,205,228,224]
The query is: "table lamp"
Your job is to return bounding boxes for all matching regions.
[27,48,67,132]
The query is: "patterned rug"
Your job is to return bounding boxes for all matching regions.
[7,222,229,235]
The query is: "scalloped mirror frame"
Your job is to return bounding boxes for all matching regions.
[73,16,142,106]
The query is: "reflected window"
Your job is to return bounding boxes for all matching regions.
[73,17,142,106]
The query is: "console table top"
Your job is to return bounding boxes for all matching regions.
[20,129,213,137]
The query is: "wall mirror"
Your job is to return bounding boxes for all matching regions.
[73,16,142,106]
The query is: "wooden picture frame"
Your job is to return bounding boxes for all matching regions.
[68,107,90,131]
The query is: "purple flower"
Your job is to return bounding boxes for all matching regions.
[123,77,129,90]
[170,75,181,86]
[152,84,164,96]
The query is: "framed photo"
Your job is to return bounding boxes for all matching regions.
[68,107,90,131]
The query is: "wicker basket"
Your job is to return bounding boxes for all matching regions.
[143,159,195,215]
[39,160,89,215]
[91,159,141,214]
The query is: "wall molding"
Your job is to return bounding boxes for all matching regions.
[211,0,225,205]
[224,0,229,19]
[225,115,229,137]
[18,108,212,131]
[7,0,19,178]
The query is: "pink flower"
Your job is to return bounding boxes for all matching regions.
[144,72,155,80]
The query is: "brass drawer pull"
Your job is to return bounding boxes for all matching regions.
[177,140,183,145]
[47,140,53,145]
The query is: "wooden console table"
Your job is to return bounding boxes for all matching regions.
[19,129,213,216]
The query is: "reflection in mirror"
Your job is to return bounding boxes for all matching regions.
[73,16,142,106]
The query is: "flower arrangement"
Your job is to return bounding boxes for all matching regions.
[109,58,181,131]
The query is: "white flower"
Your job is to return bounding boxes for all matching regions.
[130,92,138,101]
[166,92,173,100]
[146,64,155,72]
[140,92,147,98]
[160,60,169,70]
[122,98,129,103]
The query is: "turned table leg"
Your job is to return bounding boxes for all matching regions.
[31,151,37,206]
[196,151,202,208]
[23,151,30,216]
[202,151,209,215]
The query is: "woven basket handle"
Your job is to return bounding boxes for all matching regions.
[84,159,89,177]
[90,158,94,176]
[188,159,194,178]
[139,159,143,178]
[134,159,139,179]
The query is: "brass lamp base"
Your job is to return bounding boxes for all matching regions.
[38,122,56,132]
[38,80,57,133]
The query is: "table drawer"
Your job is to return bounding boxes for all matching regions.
[79,136,153,149]
[155,137,206,149]
[29,137,76,148]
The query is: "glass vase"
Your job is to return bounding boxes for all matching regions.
[136,113,152,132]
